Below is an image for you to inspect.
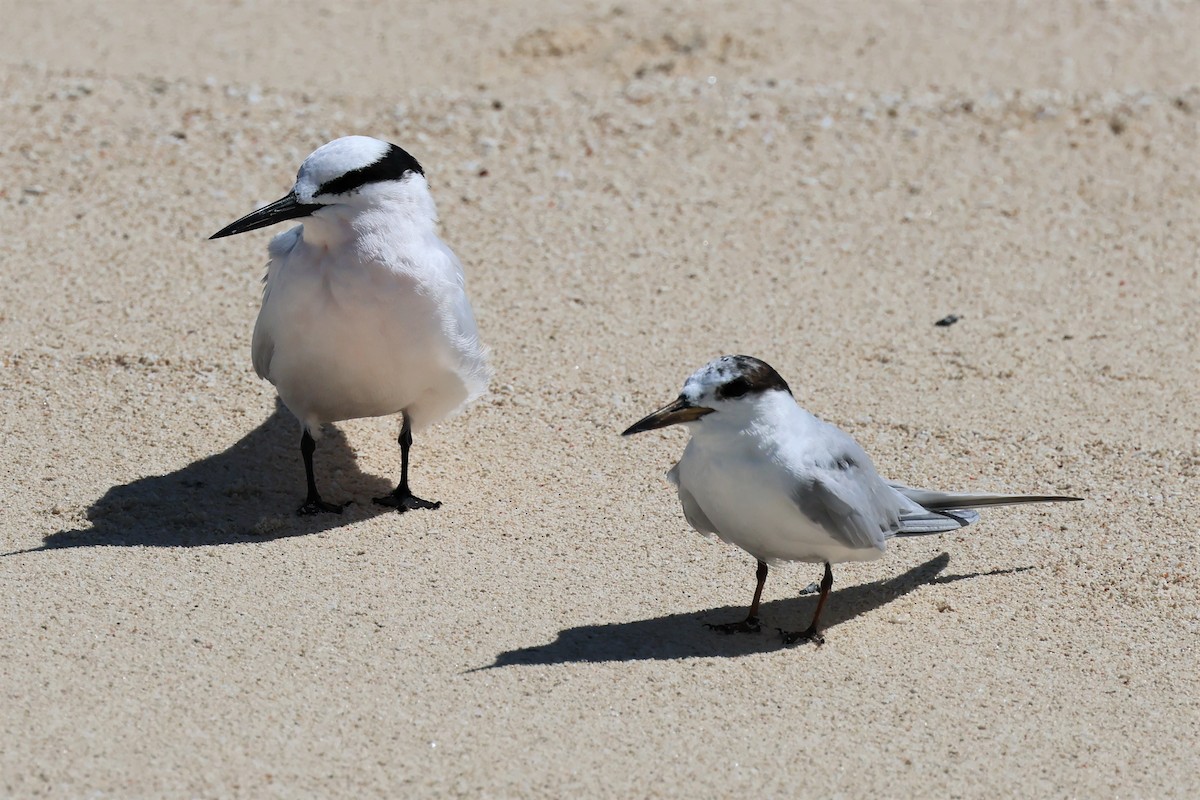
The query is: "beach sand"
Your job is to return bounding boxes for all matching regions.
[2,2,1197,796]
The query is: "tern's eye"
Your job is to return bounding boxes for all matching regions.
[720,377,750,399]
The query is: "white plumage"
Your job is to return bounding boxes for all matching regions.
[213,136,490,514]
[624,355,1079,644]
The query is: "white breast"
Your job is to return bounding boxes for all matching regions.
[253,221,489,433]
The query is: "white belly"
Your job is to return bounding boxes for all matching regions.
[677,440,886,565]
[254,244,478,432]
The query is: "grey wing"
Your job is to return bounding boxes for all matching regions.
[431,239,491,398]
[791,462,900,552]
[889,482,1079,510]
[250,261,276,381]
[666,463,718,535]
[251,311,274,381]
[434,239,482,338]
[250,230,302,382]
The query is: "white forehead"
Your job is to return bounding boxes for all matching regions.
[294,136,389,195]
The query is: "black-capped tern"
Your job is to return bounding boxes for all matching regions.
[212,136,491,515]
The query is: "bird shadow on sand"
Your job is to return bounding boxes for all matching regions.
[5,400,398,555]
[479,554,1033,667]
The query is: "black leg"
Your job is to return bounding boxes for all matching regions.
[373,412,441,512]
[780,562,834,646]
[296,430,349,516]
[707,560,769,634]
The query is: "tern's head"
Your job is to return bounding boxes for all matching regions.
[210,136,429,239]
[622,355,793,436]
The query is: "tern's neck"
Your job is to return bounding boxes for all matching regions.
[692,390,809,444]
[300,196,438,249]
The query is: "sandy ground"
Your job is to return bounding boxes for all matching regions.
[2,1,1198,797]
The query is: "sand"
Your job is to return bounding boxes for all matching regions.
[2,2,1198,797]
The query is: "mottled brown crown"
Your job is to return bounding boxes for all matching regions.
[710,355,793,400]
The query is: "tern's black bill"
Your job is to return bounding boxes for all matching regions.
[621,397,714,436]
[210,192,323,239]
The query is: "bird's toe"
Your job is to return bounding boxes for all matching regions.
[373,492,442,513]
